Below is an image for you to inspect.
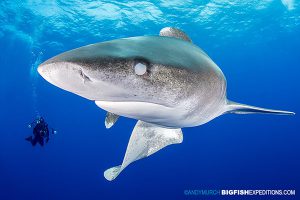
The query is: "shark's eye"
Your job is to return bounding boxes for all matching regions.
[134,62,147,76]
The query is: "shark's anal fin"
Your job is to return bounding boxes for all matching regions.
[104,120,183,181]
[226,100,295,115]
[159,27,192,43]
[105,112,119,129]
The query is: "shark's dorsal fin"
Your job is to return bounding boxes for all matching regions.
[105,112,119,129]
[104,120,183,181]
[159,27,192,43]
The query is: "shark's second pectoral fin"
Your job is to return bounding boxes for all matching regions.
[105,112,119,129]
[104,120,183,181]
[159,27,192,43]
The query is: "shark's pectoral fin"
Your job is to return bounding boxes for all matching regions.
[104,165,122,181]
[105,112,119,129]
[159,27,192,43]
[104,120,183,181]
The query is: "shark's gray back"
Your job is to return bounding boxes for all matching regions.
[49,36,218,71]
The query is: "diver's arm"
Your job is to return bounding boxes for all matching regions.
[27,121,35,128]
[50,128,57,134]
[28,118,40,128]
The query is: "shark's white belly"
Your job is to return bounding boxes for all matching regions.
[95,98,226,128]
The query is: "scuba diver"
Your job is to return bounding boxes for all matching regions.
[25,117,56,147]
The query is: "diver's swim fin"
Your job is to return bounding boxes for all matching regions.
[25,136,38,146]
[226,100,295,115]
[25,136,33,142]
[104,120,183,181]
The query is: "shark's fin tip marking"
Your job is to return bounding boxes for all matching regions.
[159,27,192,43]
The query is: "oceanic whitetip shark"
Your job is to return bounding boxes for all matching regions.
[38,27,294,181]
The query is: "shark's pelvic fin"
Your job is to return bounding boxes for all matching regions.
[105,112,119,129]
[225,100,295,115]
[104,120,183,181]
[159,27,192,43]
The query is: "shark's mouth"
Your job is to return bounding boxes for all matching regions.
[95,100,172,108]
[95,100,177,124]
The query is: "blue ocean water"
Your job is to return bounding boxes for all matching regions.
[0,0,299,199]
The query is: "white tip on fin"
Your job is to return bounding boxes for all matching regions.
[104,120,183,181]
[226,100,295,115]
[159,27,192,43]
[105,112,119,129]
[104,165,122,181]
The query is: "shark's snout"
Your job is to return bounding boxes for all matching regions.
[37,62,51,82]
[38,61,91,85]
[37,62,56,86]
[38,61,64,87]
[38,60,97,100]
[37,63,43,75]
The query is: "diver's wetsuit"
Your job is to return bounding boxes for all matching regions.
[26,117,51,147]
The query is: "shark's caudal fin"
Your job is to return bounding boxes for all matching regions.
[225,100,295,115]
[104,120,183,181]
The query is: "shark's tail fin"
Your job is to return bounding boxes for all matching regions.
[225,100,295,115]
[104,165,122,181]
